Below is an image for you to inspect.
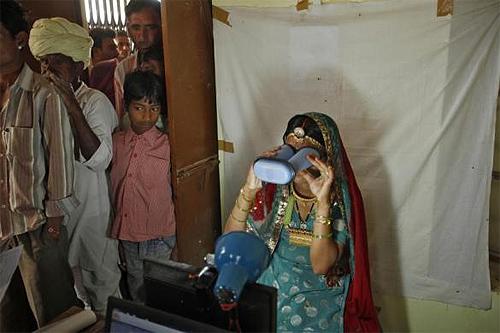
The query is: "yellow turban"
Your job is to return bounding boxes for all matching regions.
[29,17,93,69]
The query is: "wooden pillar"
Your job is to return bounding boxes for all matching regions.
[161,0,221,266]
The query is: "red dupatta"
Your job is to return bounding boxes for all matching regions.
[341,140,381,333]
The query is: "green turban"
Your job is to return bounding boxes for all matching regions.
[29,17,93,69]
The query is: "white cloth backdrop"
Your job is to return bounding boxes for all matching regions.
[214,0,500,309]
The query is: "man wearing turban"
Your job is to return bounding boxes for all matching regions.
[29,17,121,315]
[29,17,93,69]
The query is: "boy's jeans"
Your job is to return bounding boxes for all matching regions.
[121,235,176,303]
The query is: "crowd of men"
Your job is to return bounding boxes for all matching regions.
[0,0,175,331]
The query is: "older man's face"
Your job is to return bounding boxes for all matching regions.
[39,53,77,84]
[127,7,161,51]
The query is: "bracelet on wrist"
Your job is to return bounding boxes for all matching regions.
[312,232,332,240]
[230,212,247,224]
[239,188,254,203]
[235,197,251,213]
[314,215,331,225]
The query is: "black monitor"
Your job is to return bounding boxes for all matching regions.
[143,259,277,333]
[105,296,227,332]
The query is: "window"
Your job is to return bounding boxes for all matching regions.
[82,0,160,31]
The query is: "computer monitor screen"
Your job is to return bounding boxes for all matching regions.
[105,296,226,333]
[143,259,277,333]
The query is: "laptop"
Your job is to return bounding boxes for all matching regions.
[105,296,227,332]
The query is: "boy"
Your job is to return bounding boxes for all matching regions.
[119,46,166,131]
[110,71,176,303]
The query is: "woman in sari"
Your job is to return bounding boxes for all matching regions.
[225,113,380,332]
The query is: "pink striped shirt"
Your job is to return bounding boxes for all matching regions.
[110,127,175,242]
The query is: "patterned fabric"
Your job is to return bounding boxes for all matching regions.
[247,112,380,332]
[257,186,349,332]
[0,64,78,240]
[110,126,176,242]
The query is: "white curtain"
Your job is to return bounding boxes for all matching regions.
[214,0,500,309]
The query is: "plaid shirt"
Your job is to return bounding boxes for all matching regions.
[0,64,78,240]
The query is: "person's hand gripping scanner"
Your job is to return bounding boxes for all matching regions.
[253,144,320,185]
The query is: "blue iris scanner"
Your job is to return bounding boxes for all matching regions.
[253,144,320,185]
[213,232,270,307]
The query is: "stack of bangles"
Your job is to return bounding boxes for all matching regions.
[313,215,333,240]
[231,187,254,224]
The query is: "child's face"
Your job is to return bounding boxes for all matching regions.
[128,97,161,135]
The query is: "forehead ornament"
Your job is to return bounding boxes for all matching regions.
[293,127,305,138]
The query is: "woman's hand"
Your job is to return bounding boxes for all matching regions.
[305,156,337,274]
[245,146,282,190]
[301,155,334,204]
[245,165,262,191]
[225,146,281,233]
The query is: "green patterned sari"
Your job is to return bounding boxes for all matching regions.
[246,113,354,332]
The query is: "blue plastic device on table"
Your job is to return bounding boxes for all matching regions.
[253,144,320,185]
[213,231,270,306]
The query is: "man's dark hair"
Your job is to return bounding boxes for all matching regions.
[0,0,28,37]
[124,70,166,114]
[125,0,161,18]
[116,30,129,38]
[89,28,116,56]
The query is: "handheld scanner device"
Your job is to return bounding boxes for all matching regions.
[253,145,320,185]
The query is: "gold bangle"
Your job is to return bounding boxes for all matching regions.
[312,232,332,240]
[235,197,250,213]
[239,188,254,203]
[315,215,331,225]
[230,212,247,224]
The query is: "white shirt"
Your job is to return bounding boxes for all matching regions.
[114,52,138,120]
[66,82,119,270]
